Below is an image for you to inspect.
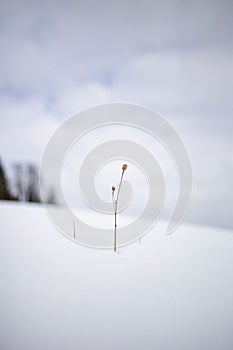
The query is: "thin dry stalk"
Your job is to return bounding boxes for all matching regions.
[112,164,128,252]
[73,216,76,239]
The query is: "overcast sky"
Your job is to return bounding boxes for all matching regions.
[0,0,233,229]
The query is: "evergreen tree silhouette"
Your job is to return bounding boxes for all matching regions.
[0,159,13,200]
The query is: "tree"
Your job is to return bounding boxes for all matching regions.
[13,163,24,201]
[26,164,41,203]
[13,163,41,203]
[46,187,57,204]
[0,159,13,200]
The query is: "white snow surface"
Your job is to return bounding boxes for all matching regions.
[0,201,233,350]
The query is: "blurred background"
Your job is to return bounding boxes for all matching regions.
[0,0,232,229]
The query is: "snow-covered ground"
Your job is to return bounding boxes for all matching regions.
[0,201,233,350]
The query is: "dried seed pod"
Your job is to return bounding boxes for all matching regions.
[122,164,128,171]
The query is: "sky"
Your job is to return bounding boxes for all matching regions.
[0,0,233,229]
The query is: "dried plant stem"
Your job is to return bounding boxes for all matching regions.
[73,217,76,239]
[112,166,127,253]
[116,170,124,204]
[114,211,117,252]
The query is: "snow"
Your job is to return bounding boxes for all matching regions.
[0,201,233,350]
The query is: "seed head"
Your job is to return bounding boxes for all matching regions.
[122,164,128,171]
[112,185,116,191]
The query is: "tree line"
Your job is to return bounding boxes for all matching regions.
[0,158,56,204]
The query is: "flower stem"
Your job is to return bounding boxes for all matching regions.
[116,170,124,205]
[112,164,127,253]
[114,211,117,252]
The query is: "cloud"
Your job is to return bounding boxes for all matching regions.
[1,0,232,96]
